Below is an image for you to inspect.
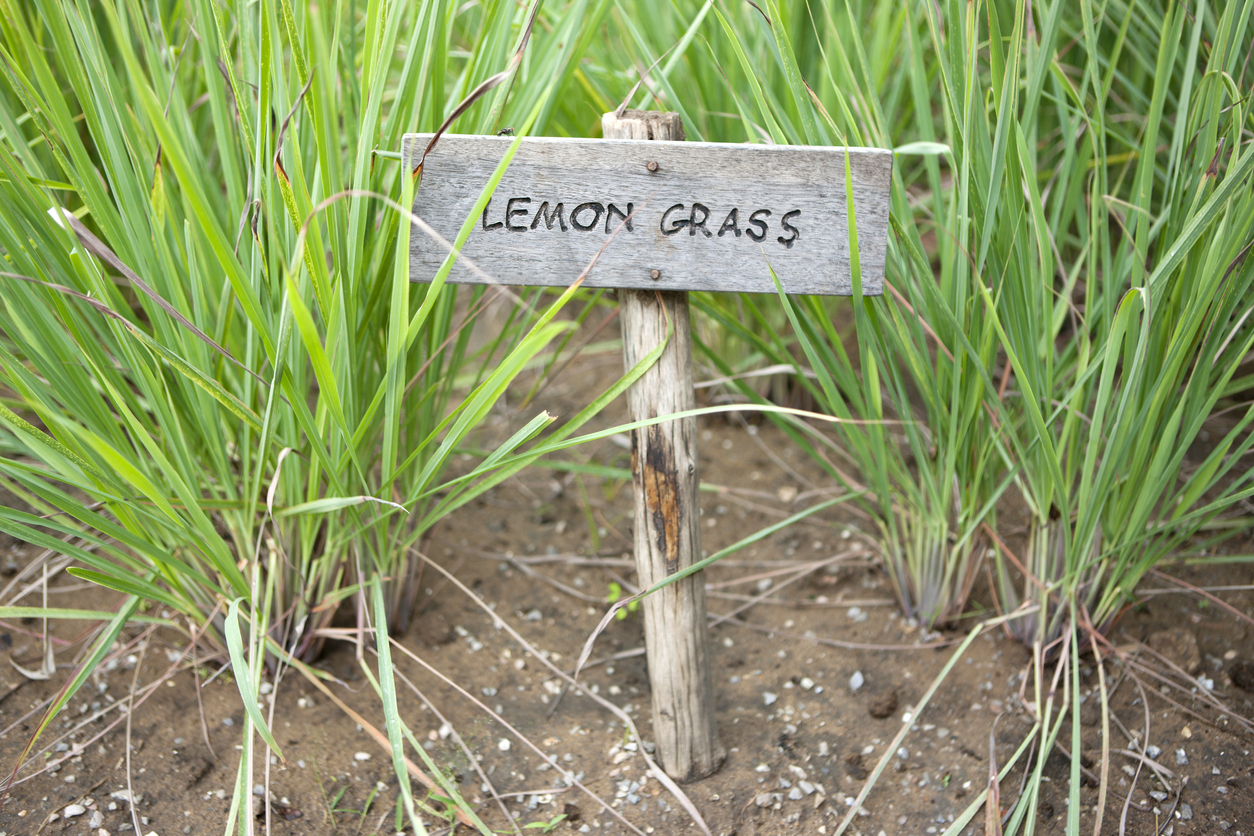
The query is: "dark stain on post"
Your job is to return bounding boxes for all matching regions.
[631,427,682,576]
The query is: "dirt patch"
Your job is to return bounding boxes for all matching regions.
[0,353,1251,836]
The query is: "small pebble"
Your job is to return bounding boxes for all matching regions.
[1147,745,1162,758]
[754,793,773,808]
[258,682,273,695]
[788,786,803,800]
[1181,726,1192,738]
[498,739,511,752]
[354,752,371,762]
[755,763,771,773]
[524,609,543,622]
[763,692,777,706]
[850,671,864,692]
[1175,748,1188,765]
[800,677,814,690]
[63,804,86,818]
[756,578,773,593]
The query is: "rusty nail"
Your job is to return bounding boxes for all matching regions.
[646,161,659,172]
[649,269,661,280]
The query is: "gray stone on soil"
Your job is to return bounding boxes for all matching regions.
[1175,748,1188,765]
[788,786,804,800]
[1178,802,1193,821]
[755,792,773,808]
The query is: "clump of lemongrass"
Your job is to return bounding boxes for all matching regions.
[0,0,617,828]
[935,0,1254,831]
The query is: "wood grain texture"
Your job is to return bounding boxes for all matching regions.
[403,121,891,296]
[610,111,725,784]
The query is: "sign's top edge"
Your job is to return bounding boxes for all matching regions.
[401,133,894,157]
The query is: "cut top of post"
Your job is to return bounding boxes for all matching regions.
[403,129,892,296]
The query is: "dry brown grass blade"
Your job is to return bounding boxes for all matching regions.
[414,0,543,175]
[58,217,267,386]
[707,549,860,628]
[718,614,958,651]
[1148,568,1254,628]
[985,716,1003,836]
[1120,674,1153,836]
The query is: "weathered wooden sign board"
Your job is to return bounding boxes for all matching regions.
[403,133,891,295]
[404,112,892,785]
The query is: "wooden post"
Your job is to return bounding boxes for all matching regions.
[602,110,725,783]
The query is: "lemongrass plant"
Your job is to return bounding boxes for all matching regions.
[585,0,1005,629]
[912,0,1254,832]
[0,0,618,810]
[965,0,1254,653]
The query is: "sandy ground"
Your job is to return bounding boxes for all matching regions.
[0,335,1251,836]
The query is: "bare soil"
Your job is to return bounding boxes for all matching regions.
[0,342,1251,836]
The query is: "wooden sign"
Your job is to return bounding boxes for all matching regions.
[404,133,892,295]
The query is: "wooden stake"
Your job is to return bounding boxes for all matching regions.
[602,109,725,782]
